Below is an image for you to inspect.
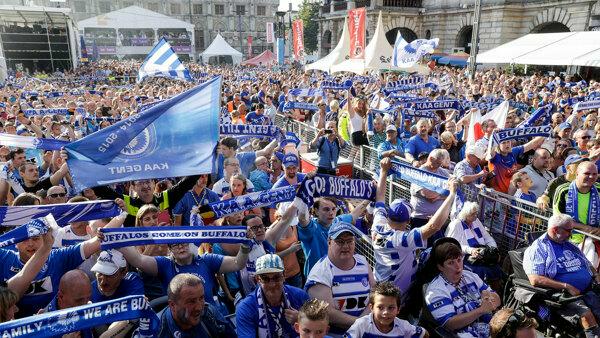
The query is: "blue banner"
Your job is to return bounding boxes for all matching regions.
[0,133,70,151]
[0,295,159,338]
[295,174,376,209]
[321,80,353,90]
[413,100,463,112]
[389,160,449,196]
[521,104,552,127]
[65,77,221,191]
[0,200,120,227]
[0,214,54,248]
[284,101,319,111]
[494,125,552,144]
[574,100,600,112]
[138,99,165,112]
[24,108,85,117]
[198,185,296,223]
[219,124,281,138]
[100,226,248,250]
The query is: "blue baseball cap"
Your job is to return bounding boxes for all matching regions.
[564,154,589,167]
[282,153,299,168]
[328,218,357,239]
[558,122,572,131]
[255,254,285,275]
[387,199,412,223]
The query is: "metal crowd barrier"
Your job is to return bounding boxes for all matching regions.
[273,113,562,265]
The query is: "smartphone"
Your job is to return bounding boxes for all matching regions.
[324,129,333,134]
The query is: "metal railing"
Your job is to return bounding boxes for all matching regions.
[274,113,557,265]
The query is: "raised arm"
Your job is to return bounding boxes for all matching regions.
[218,243,251,273]
[523,136,545,153]
[265,204,297,246]
[118,246,159,276]
[49,162,70,186]
[420,178,458,239]
[376,158,391,203]
[256,138,279,158]
[8,231,52,298]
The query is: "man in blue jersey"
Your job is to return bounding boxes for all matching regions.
[246,103,271,125]
[172,174,219,226]
[237,253,309,338]
[90,249,144,302]
[404,119,440,164]
[217,136,279,179]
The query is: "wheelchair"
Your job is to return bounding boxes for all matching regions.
[503,241,586,337]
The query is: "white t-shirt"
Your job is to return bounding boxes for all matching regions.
[212,178,255,196]
[344,313,426,338]
[53,224,94,278]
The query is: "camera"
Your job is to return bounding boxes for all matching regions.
[324,129,333,134]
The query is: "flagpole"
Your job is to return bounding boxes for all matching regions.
[468,0,481,80]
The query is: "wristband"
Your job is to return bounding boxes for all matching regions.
[240,244,252,254]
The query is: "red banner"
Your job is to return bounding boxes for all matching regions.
[348,7,366,59]
[292,19,305,60]
[247,36,253,58]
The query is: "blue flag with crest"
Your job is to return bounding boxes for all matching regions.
[65,76,221,191]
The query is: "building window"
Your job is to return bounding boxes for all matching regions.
[257,5,266,16]
[236,5,245,15]
[74,1,86,13]
[147,3,159,12]
[193,4,202,14]
[98,1,111,13]
[214,4,225,15]
[171,3,181,14]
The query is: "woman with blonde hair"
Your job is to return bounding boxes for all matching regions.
[135,204,169,300]
[0,288,18,323]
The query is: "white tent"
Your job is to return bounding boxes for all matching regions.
[78,6,193,30]
[305,18,349,72]
[330,12,429,75]
[200,33,243,65]
[477,31,600,67]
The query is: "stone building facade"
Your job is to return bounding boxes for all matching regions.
[0,0,280,56]
[318,0,600,57]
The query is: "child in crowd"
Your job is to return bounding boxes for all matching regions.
[294,298,332,338]
[343,281,428,338]
[512,171,536,203]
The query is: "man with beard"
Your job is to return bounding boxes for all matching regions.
[404,119,440,165]
[158,273,235,337]
[237,254,309,338]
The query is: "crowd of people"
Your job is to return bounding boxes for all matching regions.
[0,59,599,338]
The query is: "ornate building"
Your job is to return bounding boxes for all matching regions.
[0,0,280,56]
[318,0,600,57]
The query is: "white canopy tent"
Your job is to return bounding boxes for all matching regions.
[200,34,243,65]
[477,32,600,66]
[305,18,349,73]
[330,12,429,75]
[78,6,194,30]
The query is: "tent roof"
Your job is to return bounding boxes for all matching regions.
[305,18,349,73]
[477,32,600,67]
[78,6,193,30]
[241,50,276,66]
[201,33,243,57]
[0,5,72,23]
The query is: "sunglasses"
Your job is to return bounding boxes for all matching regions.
[581,135,592,140]
[48,192,67,198]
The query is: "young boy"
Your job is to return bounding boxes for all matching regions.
[343,281,428,338]
[294,298,332,338]
[512,171,536,203]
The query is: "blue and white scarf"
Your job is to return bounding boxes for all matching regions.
[388,160,449,195]
[461,221,484,248]
[574,100,600,112]
[321,80,353,91]
[288,88,324,97]
[197,186,296,224]
[413,99,463,112]
[0,200,120,227]
[383,82,437,94]
[256,285,291,338]
[0,214,55,248]
[403,109,438,119]
[294,174,376,210]
[493,125,552,144]
[565,181,600,226]
[44,92,64,99]
[100,226,249,250]
[520,104,552,127]
[219,124,281,138]
[0,295,159,338]
[283,101,319,111]
[24,107,85,117]
[0,133,70,151]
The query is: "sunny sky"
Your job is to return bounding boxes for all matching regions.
[278,0,303,11]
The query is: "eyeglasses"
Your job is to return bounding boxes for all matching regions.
[250,224,265,232]
[48,192,67,198]
[334,238,355,247]
[556,143,569,148]
[259,274,283,284]
[581,135,592,140]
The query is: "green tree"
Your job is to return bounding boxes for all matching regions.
[296,0,320,54]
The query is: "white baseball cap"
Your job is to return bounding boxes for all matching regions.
[91,250,127,276]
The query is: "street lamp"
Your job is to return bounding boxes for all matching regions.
[467,0,481,80]
[276,11,286,65]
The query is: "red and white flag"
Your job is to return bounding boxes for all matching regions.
[266,22,274,44]
[348,7,366,59]
[292,20,305,60]
[466,101,509,149]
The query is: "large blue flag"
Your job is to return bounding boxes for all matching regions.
[137,38,193,83]
[79,35,89,64]
[65,76,221,191]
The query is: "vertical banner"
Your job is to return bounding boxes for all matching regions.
[292,19,305,60]
[247,36,253,58]
[266,22,275,44]
[348,7,366,59]
[277,37,285,65]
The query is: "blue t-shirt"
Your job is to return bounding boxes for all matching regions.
[155,254,224,305]
[236,285,309,338]
[271,173,306,208]
[298,214,353,277]
[405,135,440,158]
[245,111,269,125]
[0,245,85,317]
[217,152,257,180]
[172,188,220,226]
[377,138,405,159]
[91,271,145,302]
[551,240,592,292]
[240,91,251,106]
[514,189,537,203]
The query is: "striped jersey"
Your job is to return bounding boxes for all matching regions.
[371,202,426,295]
[343,313,426,338]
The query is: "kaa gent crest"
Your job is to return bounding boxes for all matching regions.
[117,125,158,160]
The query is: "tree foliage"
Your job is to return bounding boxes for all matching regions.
[296,0,320,54]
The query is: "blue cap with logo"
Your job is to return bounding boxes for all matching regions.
[328,217,357,239]
[255,253,285,275]
[282,153,299,168]
[558,122,572,131]
[92,250,127,276]
[564,154,589,167]
[387,199,412,223]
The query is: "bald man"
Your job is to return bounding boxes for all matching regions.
[554,162,600,266]
[44,269,92,312]
[46,185,68,205]
[518,148,555,197]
